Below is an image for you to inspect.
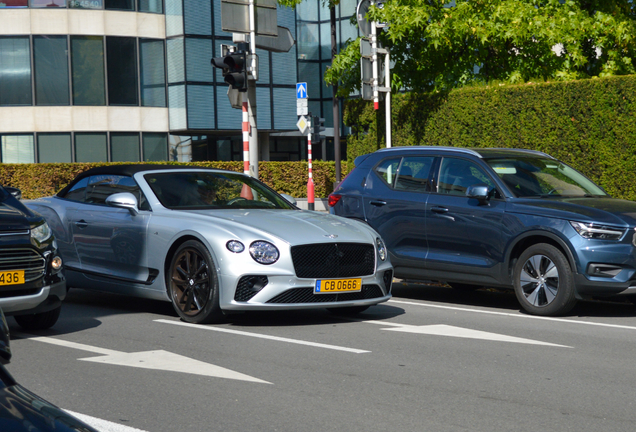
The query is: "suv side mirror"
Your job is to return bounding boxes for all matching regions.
[4,186,21,201]
[466,184,493,203]
[106,192,139,215]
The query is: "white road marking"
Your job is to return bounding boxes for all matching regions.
[154,319,371,354]
[64,410,149,432]
[14,332,270,384]
[382,324,570,347]
[389,299,636,331]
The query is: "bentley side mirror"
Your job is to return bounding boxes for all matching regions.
[106,192,139,216]
[280,193,297,206]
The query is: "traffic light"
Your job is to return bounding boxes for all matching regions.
[211,45,248,92]
[312,116,325,136]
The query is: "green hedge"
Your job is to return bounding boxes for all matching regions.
[344,75,636,201]
[0,161,353,200]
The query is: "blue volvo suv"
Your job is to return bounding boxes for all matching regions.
[329,146,636,316]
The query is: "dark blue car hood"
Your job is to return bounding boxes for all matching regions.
[507,196,636,227]
[0,192,37,232]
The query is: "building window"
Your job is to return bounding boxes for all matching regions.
[71,36,106,106]
[34,36,70,106]
[69,0,102,10]
[140,39,166,107]
[31,0,65,7]
[1,135,34,163]
[105,0,133,10]
[0,0,28,7]
[138,0,161,13]
[107,37,138,106]
[111,133,140,161]
[38,133,72,163]
[143,133,168,161]
[75,133,108,162]
[0,37,32,106]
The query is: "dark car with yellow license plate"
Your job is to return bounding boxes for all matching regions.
[0,308,98,431]
[330,146,636,316]
[0,186,65,329]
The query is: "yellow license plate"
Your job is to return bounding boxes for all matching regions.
[314,278,362,294]
[0,270,25,286]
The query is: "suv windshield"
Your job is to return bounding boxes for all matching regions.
[144,171,296,210]
[485,157,607,198]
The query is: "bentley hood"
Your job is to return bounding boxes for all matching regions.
[183,209,378,245]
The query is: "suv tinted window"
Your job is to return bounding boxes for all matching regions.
[395,157,434,191]
[438,158,495,196]
[374,158,401,187]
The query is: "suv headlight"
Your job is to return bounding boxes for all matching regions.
[249,241,279,265]
[570,221,625,241]
[376,237,387,261]
[31,222,52,244]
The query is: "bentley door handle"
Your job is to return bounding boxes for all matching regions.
[369,200,387,206]
[74,220,88,229]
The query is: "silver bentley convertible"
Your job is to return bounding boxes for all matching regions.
[25,165,393,323]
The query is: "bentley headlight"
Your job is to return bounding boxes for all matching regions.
[376,237,387,261]
[226,240,245,253]
[31,222,52,244]
[570,221,625,241]
[249,241,279,265]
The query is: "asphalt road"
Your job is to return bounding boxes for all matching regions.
[6,282,636,432]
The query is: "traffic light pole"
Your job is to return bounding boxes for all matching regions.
[247,0,259,179]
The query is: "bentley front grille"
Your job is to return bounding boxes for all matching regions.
[291,243,375,279]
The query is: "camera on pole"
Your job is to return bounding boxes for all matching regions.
[211,43,249,92]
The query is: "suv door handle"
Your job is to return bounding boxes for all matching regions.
[74,220,88,229]
[369,200,387,206]
[431,206,449,213]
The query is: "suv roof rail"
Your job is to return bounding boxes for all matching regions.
[481,148,555,159]
[376,146,482,157]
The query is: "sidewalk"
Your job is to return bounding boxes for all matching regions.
[293,198,329,212]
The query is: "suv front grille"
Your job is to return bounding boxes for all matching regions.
[0,248,46,282]
[291,243,375,278]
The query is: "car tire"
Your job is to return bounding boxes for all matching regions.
[14,305,61,330]
[167,240,223,324]
[513,243,577,316]
[326,306,370,316]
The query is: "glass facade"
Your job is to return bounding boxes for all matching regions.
[0,0,357,164]
[34,36,70,106]
[0,37,31,106]
[2,0,162,11]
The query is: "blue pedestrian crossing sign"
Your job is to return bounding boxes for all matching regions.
[296,82,308,99]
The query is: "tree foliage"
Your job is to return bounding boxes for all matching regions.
[325,0,636,94]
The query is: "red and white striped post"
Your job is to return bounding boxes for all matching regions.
[241,98,253,199]
[307,116,315,211]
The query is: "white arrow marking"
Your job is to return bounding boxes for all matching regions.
[380,324,570,347]
[154,319,371,354]
[15,333,270,384]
